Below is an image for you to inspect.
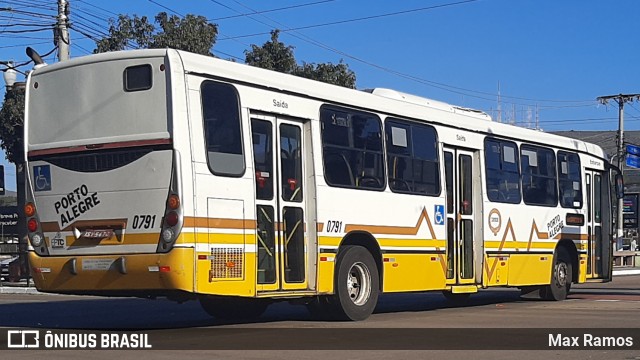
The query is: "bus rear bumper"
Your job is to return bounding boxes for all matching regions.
[27,248,194,295]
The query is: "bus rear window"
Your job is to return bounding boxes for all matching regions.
[124,64,152,92]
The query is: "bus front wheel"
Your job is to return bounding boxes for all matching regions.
[332,245,380,321]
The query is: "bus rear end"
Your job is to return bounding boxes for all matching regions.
[24,50,193,297]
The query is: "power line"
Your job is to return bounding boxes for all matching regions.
[75,0,119,17]
[0,8,57,19]
[0,40,48,49]
[0,26,54,34]
[220,0,481,40]
[210,0,336,21]
[147,0,184,17]
[216,0,594,106]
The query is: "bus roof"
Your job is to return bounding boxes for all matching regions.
[28,48,607,160]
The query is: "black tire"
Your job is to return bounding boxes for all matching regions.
[332,245,380,321]
[199,296,269,320]
[544,247,572,301]
[442,291,471,304]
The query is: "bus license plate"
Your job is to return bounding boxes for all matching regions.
[51,238,65,248]
[82,230,114,239]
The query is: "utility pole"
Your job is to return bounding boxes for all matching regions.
[57,0,70,61]
[597,93,640,251]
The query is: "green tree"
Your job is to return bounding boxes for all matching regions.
[244,30,296,73]
[0,87,25,165]
[245,30,356,89]
[95,12,218,56]
[293,61,356,89]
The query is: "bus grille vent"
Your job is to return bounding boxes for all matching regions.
[209,248,243,280]
[42,148,153,173]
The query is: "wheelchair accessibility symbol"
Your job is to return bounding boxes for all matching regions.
[434,205,445,225]
[33,165,51,191]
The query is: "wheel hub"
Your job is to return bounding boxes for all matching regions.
[556,263,567,287]
[347,262,371,306]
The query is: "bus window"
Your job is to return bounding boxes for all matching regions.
[558,151,582,208]
[124,64,152,92]
[280,124,303,202]
[201,81,245,177]
[521,145,557,207]
[320,106,384,190]
[385,119,440,196]
[484,138,521,204]
[252,119,274,200]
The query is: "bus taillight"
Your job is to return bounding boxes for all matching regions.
[27,218,38,232]
[157,150,183,253]
[167,194,180,210]
[25,202,36,217]
[165,211,179,227]
[24,202,45,249]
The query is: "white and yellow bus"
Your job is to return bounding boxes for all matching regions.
[24,49,622,320]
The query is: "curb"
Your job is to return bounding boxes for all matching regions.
[612,268,640,276]
[0,286,40,294]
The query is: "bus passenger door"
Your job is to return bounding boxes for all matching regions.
[251,114,310,292]
[444,147,482,286]
[586,170,608,279]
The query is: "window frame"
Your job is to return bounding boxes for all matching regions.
[484,138,522,204]
[520,144,558,207]
[557,150,583,209]
[123,64,153,92]
[385,117,441,196]
[200,80,246,178]
[320,105,385,191]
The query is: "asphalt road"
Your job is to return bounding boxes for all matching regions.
[1,275,640,359]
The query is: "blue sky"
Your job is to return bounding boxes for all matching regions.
[1,0,639,191]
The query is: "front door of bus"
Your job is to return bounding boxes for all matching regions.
[251,115,309,292]
[443,147,478,285]
[586,170,609,279]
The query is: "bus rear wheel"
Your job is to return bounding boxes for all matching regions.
[332,245,380,321]
[199,296,269,320]
[544,247,572,301]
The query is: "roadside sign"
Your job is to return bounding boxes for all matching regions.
[626,154,640,168]
[623,193,640,229]
[0,206,18,235]
[627,144,640,156]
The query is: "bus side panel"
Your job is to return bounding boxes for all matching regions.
[382,253,446,293]
[507,254,553,286]
[186,75,258,297]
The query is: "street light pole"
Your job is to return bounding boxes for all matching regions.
[57,0,70,61]
[598,93,640,251]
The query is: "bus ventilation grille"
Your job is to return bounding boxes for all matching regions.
[43,148,153,173]
[209,247,243,281]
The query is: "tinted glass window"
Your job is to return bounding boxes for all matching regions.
[386,119,440,196]
[201,81,245,176]
[521,145,557,206]
[484,138,521,203]
[251,119,273,200]
[558,151,582,208]
[124,64,152,92]
[321,106,384,190]
[280,124,303,202]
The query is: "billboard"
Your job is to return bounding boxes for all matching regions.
[623,193,639,229]
[0,206,18,236]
